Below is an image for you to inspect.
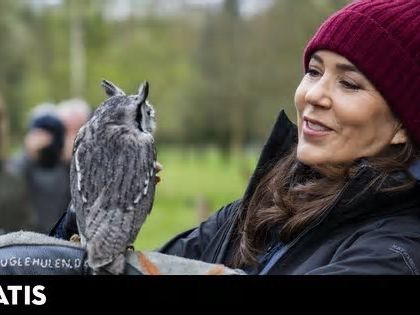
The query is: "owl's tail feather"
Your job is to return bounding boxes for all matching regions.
[87,240,126,275]
[92,254,126,275]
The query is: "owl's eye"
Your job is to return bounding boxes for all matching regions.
[147,110,151,116]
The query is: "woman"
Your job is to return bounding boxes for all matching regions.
[157,0,420,274]
[52,0,420,275]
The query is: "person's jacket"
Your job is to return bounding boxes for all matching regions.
[158,110,420,274]
[7,153,71,234]
[0,162,35,233]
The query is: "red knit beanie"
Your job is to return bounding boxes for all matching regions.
[304,0,420,145]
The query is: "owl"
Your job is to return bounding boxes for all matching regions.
[70,79,157,275]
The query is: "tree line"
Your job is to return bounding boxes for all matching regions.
[0,0,348,153]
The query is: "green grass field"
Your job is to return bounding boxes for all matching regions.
[134,146,258,250]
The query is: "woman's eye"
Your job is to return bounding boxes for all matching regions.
[340,80,361,90]
[306,68,321,77]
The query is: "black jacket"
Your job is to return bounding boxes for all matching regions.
[159,111,420,275]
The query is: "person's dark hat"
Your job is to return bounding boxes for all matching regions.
[29,114,65,168]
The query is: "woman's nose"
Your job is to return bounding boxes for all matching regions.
[304,77,332,109]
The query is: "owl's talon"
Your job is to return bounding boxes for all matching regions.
[70,234,81,243]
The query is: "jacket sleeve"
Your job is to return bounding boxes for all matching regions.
[305,227,420,275]
[157,199,241,260]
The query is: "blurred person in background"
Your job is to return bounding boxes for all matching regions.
[57,99,91,164]
[8,104,70,234]
[0,95,34,234]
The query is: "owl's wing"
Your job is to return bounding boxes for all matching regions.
[131,134,156,214]
[73,125,86,155]
[70,125,87,207]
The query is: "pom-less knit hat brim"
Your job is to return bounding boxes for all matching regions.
[303,0,420,145]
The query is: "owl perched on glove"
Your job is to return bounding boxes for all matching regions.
[70,80,158,275]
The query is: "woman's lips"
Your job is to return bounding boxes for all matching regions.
[303,117,333,137]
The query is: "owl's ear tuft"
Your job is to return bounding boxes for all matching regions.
[101,79,126,97]
[138,81,149,102]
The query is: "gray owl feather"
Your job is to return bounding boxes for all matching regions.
[70,79,157,275]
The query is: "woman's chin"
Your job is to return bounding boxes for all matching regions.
[296,145,329,167]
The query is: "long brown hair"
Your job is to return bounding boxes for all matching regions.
[232,139,419,268]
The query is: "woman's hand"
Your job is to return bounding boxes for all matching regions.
[155,161,163,184]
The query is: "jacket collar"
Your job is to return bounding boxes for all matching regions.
[242,110,297,206]
[330,165,420,224]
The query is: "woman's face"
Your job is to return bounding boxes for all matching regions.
[294,50,406,167]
